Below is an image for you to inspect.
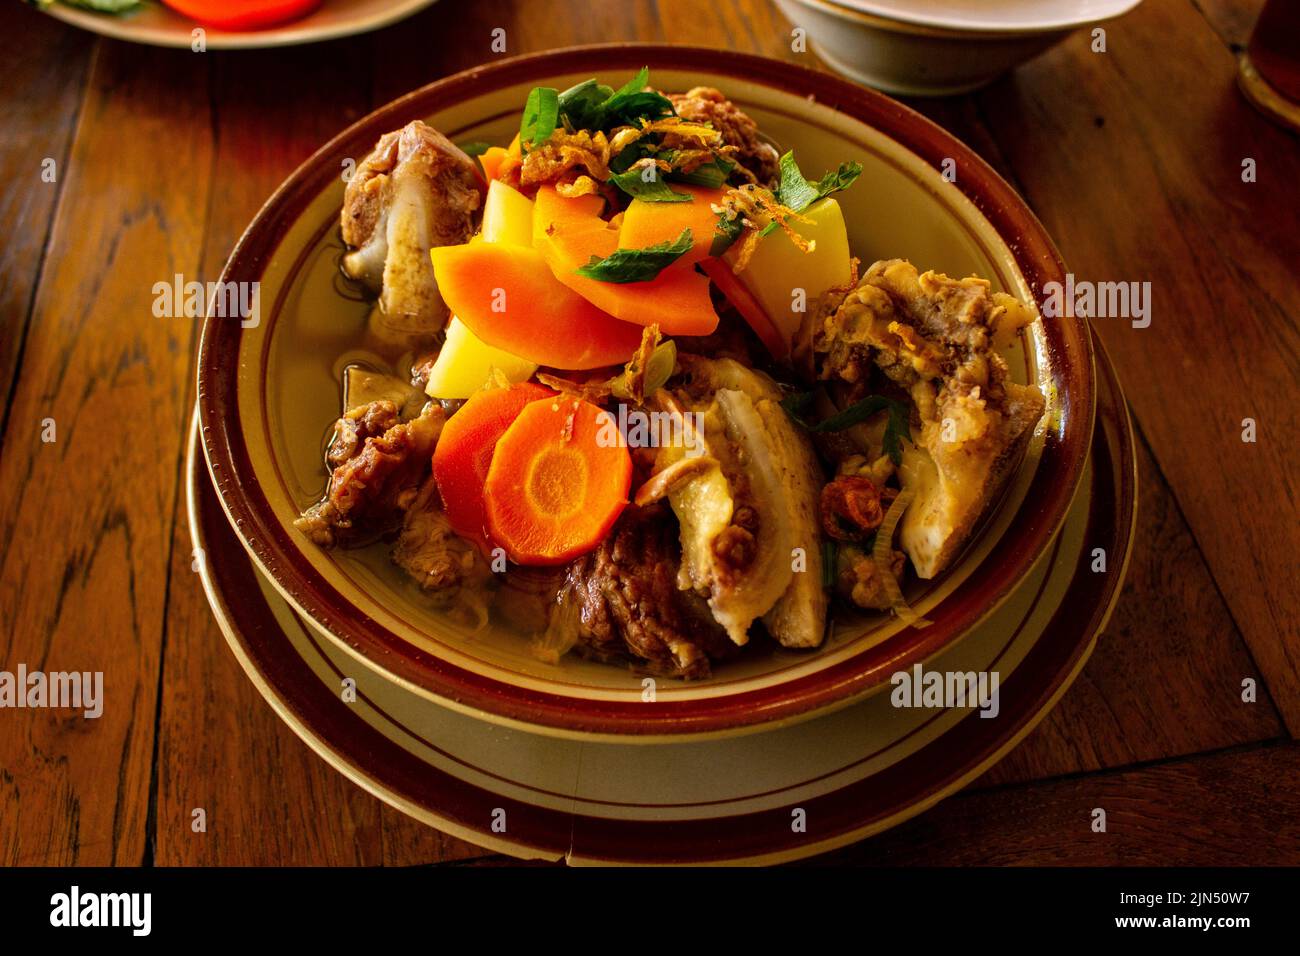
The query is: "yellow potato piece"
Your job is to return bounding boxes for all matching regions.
[732,197,851,346]
[479,179,535,246]
[430,182,539,397]
[424,316,537,399]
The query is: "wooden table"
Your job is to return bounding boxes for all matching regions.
[2,0,1297,867]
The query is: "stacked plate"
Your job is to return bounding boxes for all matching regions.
[194,46,1137,864]
[771,0,1144,95]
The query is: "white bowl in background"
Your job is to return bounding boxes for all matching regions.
[774,0,1143,96]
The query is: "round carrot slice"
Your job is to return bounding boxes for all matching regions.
[484,397,632,565]
[432,382,555,547]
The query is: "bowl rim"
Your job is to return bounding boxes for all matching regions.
[800,0,1144,36]
[198,43,1095,740]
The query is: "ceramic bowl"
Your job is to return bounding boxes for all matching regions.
[773,0,1143,96]
[198,44,1094,742]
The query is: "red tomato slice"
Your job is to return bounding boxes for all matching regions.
[160,0,322,31]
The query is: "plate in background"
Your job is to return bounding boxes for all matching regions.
[40,0,437,49]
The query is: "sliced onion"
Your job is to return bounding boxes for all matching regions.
[449,589,491,636]
[530,591,581,664]
[872,486,931,629]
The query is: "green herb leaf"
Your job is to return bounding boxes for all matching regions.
[806,395,890,432]
[821,539,839,589]
[671,157,733,188]
[775,151,863,213]
[457,140,492,157]
[778,389,819,424]
[708,215,745,257]
[520,86,560,152]
[613,67,651,97]
[606,91,676,125]
[556,78,616,130]
[59,0,140,10]
[598,67,675,127]
[610,168,693,202]
[776,152,821,212]
[610,338,677,401]
[575,229,693,284]
[555,69,674,133]
[781,391,912,465]
[882,402,912,466]
[608,140,657,175]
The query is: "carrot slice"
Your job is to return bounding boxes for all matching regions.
[430,242,645,369]
[478,146,509,183]
[433,382,556,547]
[495,133,523,183]
[618,184,726,264]
[532,185,607,247]
[699,256,789,359]
[532,186,720,336]
[484,396,632,565]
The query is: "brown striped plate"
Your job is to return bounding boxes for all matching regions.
[198,46,1095,740]
[187,329,1134,864]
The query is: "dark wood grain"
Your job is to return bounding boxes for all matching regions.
[816,741,1300,866]
[0,36,211,866]
[0,0,1295,867]
[380,806,488,866]
[970,0,1300,733]
[978,426,1285,788]
[151,39,388,867]
[444,742,1300,866]
[1193,0,1263,48]
[0,4,93,440]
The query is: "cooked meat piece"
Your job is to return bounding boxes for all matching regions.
[805,259,1030,401]
[340,121,484,334]
[838,451,897,490]
[668,87,779,185]
[409,350,438,392]
[559,504,734,678]
[836,544,905,611]
[805,259,1046,577]
[393,477,492,596]
[326,399,401,469]
[295,401,444,548]
[650,355,828,649]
